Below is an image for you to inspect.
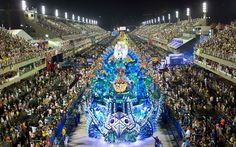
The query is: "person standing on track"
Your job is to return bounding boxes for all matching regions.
[153,136,162,147]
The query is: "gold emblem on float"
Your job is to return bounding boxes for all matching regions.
[113,78,128,93]
[113,68,128,93]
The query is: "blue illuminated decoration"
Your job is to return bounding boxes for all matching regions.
[85,35,163,143]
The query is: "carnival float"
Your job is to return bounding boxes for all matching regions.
[85,33,163,143]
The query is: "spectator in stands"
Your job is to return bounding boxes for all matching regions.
[196,21,236,62]
[158,64,236,146]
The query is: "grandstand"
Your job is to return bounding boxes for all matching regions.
[131,19,207,52]
[0,8,109,90]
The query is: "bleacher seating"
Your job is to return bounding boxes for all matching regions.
[196,21,236,63]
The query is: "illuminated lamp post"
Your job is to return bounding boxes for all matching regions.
[55,9,59,18]
[187,8,191,21]
[168,13,171,23]
[41,5,45,15]
[176,11,179,22]
[82,17,85,23]
[22,0,27,11]
[65,12,68,19]
[202,2,207,19]
[72,14,75,21]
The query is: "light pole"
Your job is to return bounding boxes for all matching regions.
[176,11,179,22]
[168,13,171,23]
[72,14,75,21]
[21,0,27,11]
[187,8,191,21]
[82,17,85,23]
[65,12,68,19]
[202,2,207,19]
[55,9,58,18]
[41,5,45,15]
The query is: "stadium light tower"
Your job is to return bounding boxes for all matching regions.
[21,0,27,11]
[202,2,207,19]
[154,18,157,24]
[65,12,68,19]
[187,8,191,21]
[176,11,179,19]
[162,16,165,23]
[72,14,75,21]
[41,5,45,15]
[55,9,58,17]
[176,11,179,22]
[186,8,190,17]
[82,17,85,23]
[168,14,171,23]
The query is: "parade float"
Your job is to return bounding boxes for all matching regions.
[85,33,163,143]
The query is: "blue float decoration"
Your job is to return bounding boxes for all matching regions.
[85,37,163,143]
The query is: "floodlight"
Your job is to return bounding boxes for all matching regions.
[41,5,45,15]
[187,8,190,16]
[55,9,58,17]
[65,12,68,19]
[176,11,179,19]
[22,0,26,11]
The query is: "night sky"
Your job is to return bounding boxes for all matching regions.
[1,0,236,30]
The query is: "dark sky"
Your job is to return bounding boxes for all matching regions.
[1,0,236,30]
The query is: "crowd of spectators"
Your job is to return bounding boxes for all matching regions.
[0,21,108,89]
[37,17,107,38]
[132,19,203,44]
[196,21,236,63]
[158,65,236,146]
[38,17,80,36]
[0,35,113,146]
[0,66,77,146]
[154,19,200,42]
[194,54,236,80]
[0,71,18,85]
[73,24,106,35]
[0,28,45,68]
[130,34,236,146]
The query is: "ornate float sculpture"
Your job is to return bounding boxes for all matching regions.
[85,35,163,143]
